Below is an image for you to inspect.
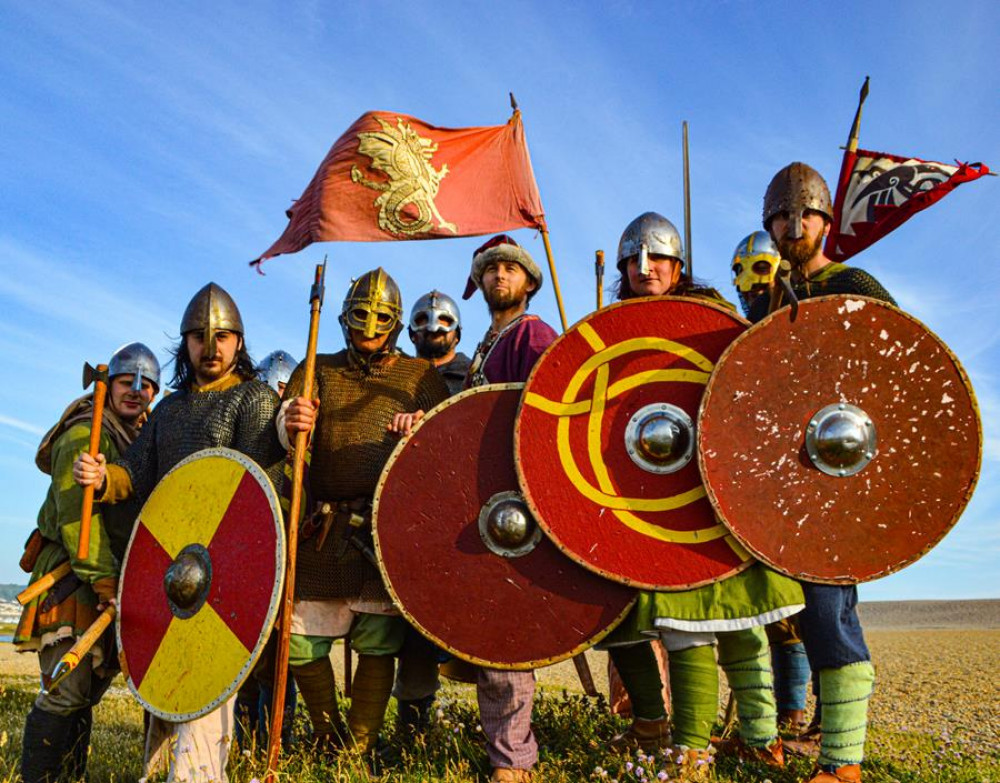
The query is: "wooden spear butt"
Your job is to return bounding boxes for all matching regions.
[45,606,116,694]
[18,561,73,605]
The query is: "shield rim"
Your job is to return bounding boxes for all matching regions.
[698,294,983,584]
[373,383,637,669]
[116,446,286,721]
[514,295,755,590]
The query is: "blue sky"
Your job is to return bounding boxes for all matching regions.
[1,2,997,598]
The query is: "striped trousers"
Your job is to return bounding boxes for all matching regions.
[477,668,537,770]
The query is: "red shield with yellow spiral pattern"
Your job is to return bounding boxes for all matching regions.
[515,297,752,590]
[117,448,284,721]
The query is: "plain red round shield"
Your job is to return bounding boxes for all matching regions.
[374,385,636,669]
[699,296,982,584]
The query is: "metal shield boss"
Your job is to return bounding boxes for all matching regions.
[117,448,285,721]
[699,296,982,584]
[373,385,636,669]
[515,297,753,590]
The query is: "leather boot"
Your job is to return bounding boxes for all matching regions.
[347,654,395,755]
[291,658,347,755]
[808,764,862,782]
[785,714,822,757]
[607,716,672,754]
[778,707,808,733]
[20,706,75,783]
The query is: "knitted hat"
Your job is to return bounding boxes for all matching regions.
[462,234,544,300]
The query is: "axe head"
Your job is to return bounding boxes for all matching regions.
[82,362,109,390]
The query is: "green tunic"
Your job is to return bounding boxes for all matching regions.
[15,423,125,650]
[601,286,804,645]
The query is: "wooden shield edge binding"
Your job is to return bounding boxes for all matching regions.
[697,295,983,584]
[116,446,286,721]
[514,295,755,591]
[373,383,637,669]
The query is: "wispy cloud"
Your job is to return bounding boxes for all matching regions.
[0,415,44,436]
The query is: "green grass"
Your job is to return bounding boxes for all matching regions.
[1,676,997,783]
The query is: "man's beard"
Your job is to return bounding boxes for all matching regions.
[485,283,529,314]
[777,231,823,270]
[415,332,454,359]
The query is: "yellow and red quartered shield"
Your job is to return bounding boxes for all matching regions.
[117,448,284,721]
[515,297,753,590]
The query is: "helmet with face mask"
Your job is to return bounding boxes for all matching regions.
[109,342,161,392]
[731,231,781,315]
[409,290,461,335]
[257,350,298,394]
[617,212,685,277]
[762,162,833,240]
[340,267,403,349]
[179,283,245,359]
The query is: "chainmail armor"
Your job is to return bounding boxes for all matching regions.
[748,265,896,323]
[117,378,285,501]
[285,350,449,600]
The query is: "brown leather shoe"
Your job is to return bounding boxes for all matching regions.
[607,717,672,754]
[713,735,784,767]
[490,768,532,782]
[778,708,808,734]
[784,723,822,758]
[808,764,862,782]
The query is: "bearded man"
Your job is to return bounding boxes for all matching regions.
[17,342,159,783]
[407,290,470,395]
[748,163,895,321]
[280,268,448,756]
[751,162,887,783]
[73,283,285,783]
[461,234,557,783]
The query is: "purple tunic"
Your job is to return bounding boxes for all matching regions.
[467,313,557,770]
[472,316,558,385]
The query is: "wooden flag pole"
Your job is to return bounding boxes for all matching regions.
[78,364,109,560]
[266,259,327,780]
[510,95,569,333]
[540,228,569,332]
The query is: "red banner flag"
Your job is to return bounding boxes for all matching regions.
[827,151,988,262]
[253,111,546,266]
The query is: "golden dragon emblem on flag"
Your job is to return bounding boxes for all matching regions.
[351,116,458,236]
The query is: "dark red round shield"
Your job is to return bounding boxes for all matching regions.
[515,297,753,590]
[373,384,636,669]
[117,448,285,721]
[699,296,982,584]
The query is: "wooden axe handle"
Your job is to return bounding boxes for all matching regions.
[77,365,109,561]
[17,561,73,605]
